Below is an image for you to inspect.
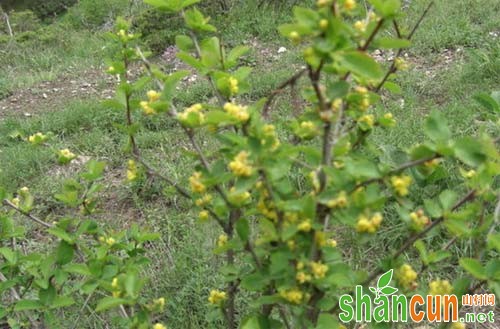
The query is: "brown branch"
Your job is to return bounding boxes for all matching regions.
[2,199,53,228]
[375,1,434,92]
[262,68,307,117]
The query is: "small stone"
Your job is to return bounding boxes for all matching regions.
[42,93,48,99]
[278,47,287,54]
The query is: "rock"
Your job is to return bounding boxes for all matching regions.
[277,47,287,54]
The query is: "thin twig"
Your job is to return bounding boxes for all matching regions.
[2,199,53,228]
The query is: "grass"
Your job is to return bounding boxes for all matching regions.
[0,0,499,327]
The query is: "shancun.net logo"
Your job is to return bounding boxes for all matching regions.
[338,270,496,324]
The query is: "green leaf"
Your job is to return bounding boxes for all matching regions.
[383,81,402,94]
[236,218,250,242]
[14,300,43,311]
[487,233,500,252]
[377,269,393,289]
[0,247,17,264]
[474,93,499,113]
[293,6,320,28]
[369,0,401,17]
[175,35,194,52]
[315,313,341,329]
[50,296,75,309]
[226,46,250,68]
[55,241,74,265]
[424,111,451,142]
[439,190,458,211]
[63,263,91,276]
[380,286,398,295]
[453,137,487,167]
[414,240,429,265]
[460,258,487,280]
[47,227,74,244]
[95,297,129,312]
[338,51,383,80]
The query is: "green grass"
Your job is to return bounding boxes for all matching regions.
[0,0,499,327]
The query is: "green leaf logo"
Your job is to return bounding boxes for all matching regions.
[371,269,398,300]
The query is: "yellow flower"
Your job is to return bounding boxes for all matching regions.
[287,240,296,250]
[117,29,126,37]
[112,291,121,298]
[396,264,418,288]
[424,158,440,168]
[331,98,343,112]
[296,262,305,270]
[390,175,412,196]
[298,219,312,232]
[111,277,119,289]
[355,86,368,94]
[178,103,204,125]
[147,90,161,102]
[189,172,206,193]
[195,194,213,207]
[395,57,409,71]
[154,297,166,308]
[358,114,375,128]
[58,148,77,164]
[140,101,156,115]
[326,238,337,247]
[296,271,312,284]
[354,20,366,32]
[464,169,476,178]
[153,323,167,329]
[309,171,321,193]
[224,102,249,123]
[319,19,329,30]
[369,11,378,21]
[106,237,116,246]
[217,234,228,248]
[316,0,330,7]
[327,191,348,208]
[356,213,382,233]
[208,289,227,305]
[107,66,116,74]
[199,210,209,221]
[229,77,239,94]
[410,209,429,230]
[127,159,138,181]
[429,279,453,296]
[450,323,466,329]
[280,288,303,304]
[301,121,315,130]
[344,0,356,11]
[20,187,29,194]
[228,187,251,204]
[10,197,20,207]
[310,261,329,279]
[228,151,253,177]
[289,31,300,43]
[28,132,48,144]
[371,212,383,226]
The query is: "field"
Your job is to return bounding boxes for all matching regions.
[0,0,499,328]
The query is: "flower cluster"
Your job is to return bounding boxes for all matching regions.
[127,159,138,182]
[217,234,228,248]
[208,290,227,305]
[280,288,304,304]
[310,261,329,279]
[428,279,453,296]
[356,212,383,233]
[229,77,239,95]
[140,90,161,115]
[228,151,253,177]
[410,209,430,230]
[58,148,77,165]
[390,175,412,196]
[189,172,206,193]
[396,264,418,289]
[261,124,280,151]
[28,132,48,145]
[178,103,205,126]
[326,191,348,208]
[224,102,249,123]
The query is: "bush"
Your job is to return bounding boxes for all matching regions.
[1,0,77,19]
[1,10,41,34]
[132,9,185,53]
[65,0,129,29]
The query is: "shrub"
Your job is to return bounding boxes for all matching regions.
[1,0,499,328]
[1,0,77,19]
[65,0,129,29]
